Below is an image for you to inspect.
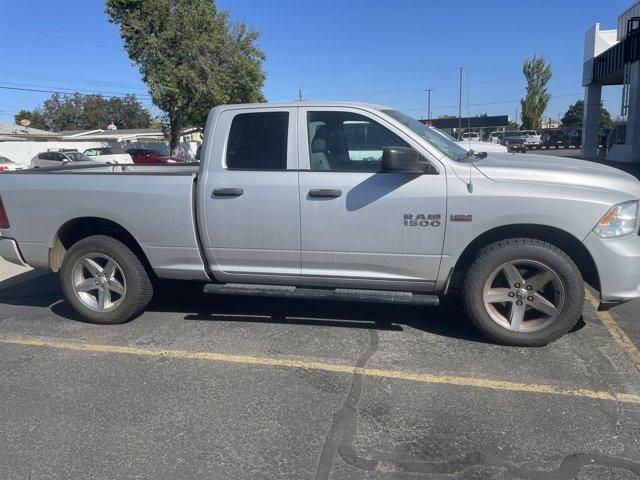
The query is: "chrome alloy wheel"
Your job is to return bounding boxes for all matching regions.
[482,259,565,332]
[71,254,127,312]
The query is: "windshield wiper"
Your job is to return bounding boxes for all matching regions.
[456,149,487,162]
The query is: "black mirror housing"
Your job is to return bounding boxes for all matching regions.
[382,147,428,173]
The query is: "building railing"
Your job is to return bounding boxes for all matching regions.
[593,18,640,84]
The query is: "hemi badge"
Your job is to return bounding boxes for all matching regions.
[450,214,472,222]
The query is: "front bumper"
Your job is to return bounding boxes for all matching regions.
[584,231,640,303]
[0,238,28,267]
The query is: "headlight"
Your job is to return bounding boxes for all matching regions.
[593,200,639,238]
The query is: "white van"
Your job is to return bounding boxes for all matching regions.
[84,147,133,164]
[460,132,481,142]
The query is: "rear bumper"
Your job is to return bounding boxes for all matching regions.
[584,232,640,303]
[0,238,28,267]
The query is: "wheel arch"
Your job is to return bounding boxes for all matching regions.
[50,217,153,276]
[451,224,600,293]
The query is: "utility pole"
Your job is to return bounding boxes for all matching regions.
[298,89,303,102]
[458,67,463,134]
[425,89,433,122]
[557,113,561,126]
[515,108,518,128]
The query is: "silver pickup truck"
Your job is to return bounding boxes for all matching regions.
[1,102,639,346]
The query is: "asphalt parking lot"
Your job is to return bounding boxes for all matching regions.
[0,272,639,479]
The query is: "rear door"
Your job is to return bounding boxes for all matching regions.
[200,107,300,277]
[38,152,63,167]
[297,107,446,289]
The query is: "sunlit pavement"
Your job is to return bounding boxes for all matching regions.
[0,274,639,479]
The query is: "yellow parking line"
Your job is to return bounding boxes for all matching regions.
[0,334,639,404]
[585,290,640,372]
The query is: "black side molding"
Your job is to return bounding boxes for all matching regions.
[203,283,439,306]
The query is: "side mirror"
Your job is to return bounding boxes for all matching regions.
[382,147,428,173]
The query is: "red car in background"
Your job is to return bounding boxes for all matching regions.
[126,148,183,165]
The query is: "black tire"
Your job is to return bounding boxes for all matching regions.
[461,238,583,346]
[60,235,153,324]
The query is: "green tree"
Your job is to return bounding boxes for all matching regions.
[14,93,151,131]
[14,109,48,130]
[105,0,266,154]
[520,55,552,130]
[600,107,613,128]
[560,100,614,128]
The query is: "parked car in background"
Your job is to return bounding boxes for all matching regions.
[488,131,503,143]
[460,132,481,142]
[459,141,508,153]
[606,123,626,157]
[0,156,28,172]
[30,150,98,169]
[522,130,542,150]
[126,148,183,165]
[568,128,582,148]
[84,147,133,164]
[499,131,528,153]
[598,128,612,147]
[431,127,509,153]
[541,129,569,149]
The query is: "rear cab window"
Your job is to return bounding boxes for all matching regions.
[225,112,289,170]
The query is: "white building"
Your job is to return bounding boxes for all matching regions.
[583,1,640,162]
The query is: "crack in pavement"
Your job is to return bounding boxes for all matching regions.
[312,325,640,479]
[314,326,380,479]
[503,452,640,479]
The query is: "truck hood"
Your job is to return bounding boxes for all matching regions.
[473,153,640,198]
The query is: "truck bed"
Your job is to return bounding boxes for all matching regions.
[0,164,208,281]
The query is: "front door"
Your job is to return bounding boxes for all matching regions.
[298,107,446,289]
[200,107,300,277]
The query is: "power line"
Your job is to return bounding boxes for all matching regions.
[0,84,152,101]
[398,92,583,113]
[0,81,150,99]
[0,32,124,59]
[0,67,146,89]
[0,17,122,52]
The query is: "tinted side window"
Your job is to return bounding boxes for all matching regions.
[226,112,288,170]
[307,111,409,172]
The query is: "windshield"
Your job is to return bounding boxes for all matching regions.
[96,147,126,155]
[504,131,526,138]
[0,157,15,164]
[65,152,93,162]
[382,109,469,160]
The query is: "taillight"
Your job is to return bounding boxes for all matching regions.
[0,166,7,173]
[0,195,9,228]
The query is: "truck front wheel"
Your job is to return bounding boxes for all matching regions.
[462,238,583,346]
[60,235,153,324]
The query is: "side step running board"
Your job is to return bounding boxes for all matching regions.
[203,283,439,306]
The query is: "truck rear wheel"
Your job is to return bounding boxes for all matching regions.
[60,235,153,324]
[462,238,583,346]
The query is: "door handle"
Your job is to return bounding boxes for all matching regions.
[308,189,342,199]
[212,187,244,197]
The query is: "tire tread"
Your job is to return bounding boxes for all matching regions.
[462,237,583,346]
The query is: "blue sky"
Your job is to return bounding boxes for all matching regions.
[0,0,630,126]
